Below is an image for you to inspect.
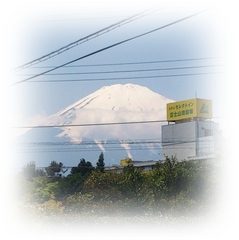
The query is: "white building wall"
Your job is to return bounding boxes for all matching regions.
[162,142,196,160]
[162,120,220,160]
[198,136,215,155]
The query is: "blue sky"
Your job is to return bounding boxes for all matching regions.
[1,2,238,236]
[5,1,233,138]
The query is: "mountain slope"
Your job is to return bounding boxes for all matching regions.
[55,84,172,116]
[14,83,174,168]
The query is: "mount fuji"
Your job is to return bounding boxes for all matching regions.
[14,84,174,168]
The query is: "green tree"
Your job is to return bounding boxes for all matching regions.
[161,155,178,198]
[24,176,58,203]
[71,158,94,177]
[45,161,64,177]
[96,152,105,172]
[83,171,124,215]
[55,173,85,200]
[84,170,122,201]
[22,161,45,180]
[121,164,145,202]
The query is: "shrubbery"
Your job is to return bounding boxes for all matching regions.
[16,155,218,223]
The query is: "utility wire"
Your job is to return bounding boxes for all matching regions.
[11,116,226,129]
[11,119,168,129]
[23,57,223,69]
[12,6,162,72]
[13,140,215,154]
[10,10,205,86]
[11,137,200,146]
[28,72,222,83]
[13,138,215,147]
[16,64,222,76]
[14,146,198,154]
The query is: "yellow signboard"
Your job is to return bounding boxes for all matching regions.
[120,158,132,166]
[167,98,212,121]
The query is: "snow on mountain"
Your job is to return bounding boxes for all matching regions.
[54,83,172,116]
[48,83,174,157]
[12,83,175,167]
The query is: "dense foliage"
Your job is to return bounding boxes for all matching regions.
[15,154,220,224]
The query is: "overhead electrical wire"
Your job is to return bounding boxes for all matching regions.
[10,10,205,86]
[12,6,162,72]
[13,138,215,148]
[23,57,223,69]
[11,129,221,154]
[11,119,168,129]
[12,137,201,145]
[13,140,214,154]
[10,115,227,130]
[28,72,222,83]
[16,64,222,76]
[14,146,198,154]
[11,136,201,146]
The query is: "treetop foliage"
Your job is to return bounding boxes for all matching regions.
[16,154,219,224]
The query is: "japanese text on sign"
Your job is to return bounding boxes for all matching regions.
[167,98,212,121]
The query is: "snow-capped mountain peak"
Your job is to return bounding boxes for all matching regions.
[14,83,175,167]
[54,83,173,118]
[49,83,174,145]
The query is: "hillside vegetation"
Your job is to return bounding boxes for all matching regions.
[14,155,221,225]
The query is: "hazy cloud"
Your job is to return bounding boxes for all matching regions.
[50,108,165,141]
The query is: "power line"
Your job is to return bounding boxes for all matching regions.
[10,119,168,129]
[16,64,222,76]
[10,10,205,86]
[9,113,227,132]
[12,139,214,154]
[12,138,215,148]
[27,72,223,83]
[25,57,223,69]
[12,6,161,72]
[13,139,187,144]
[14,146,197,154]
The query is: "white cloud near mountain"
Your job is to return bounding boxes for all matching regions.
[46,84,174,158]
[23,84,174,157]
[53,108,165,141]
